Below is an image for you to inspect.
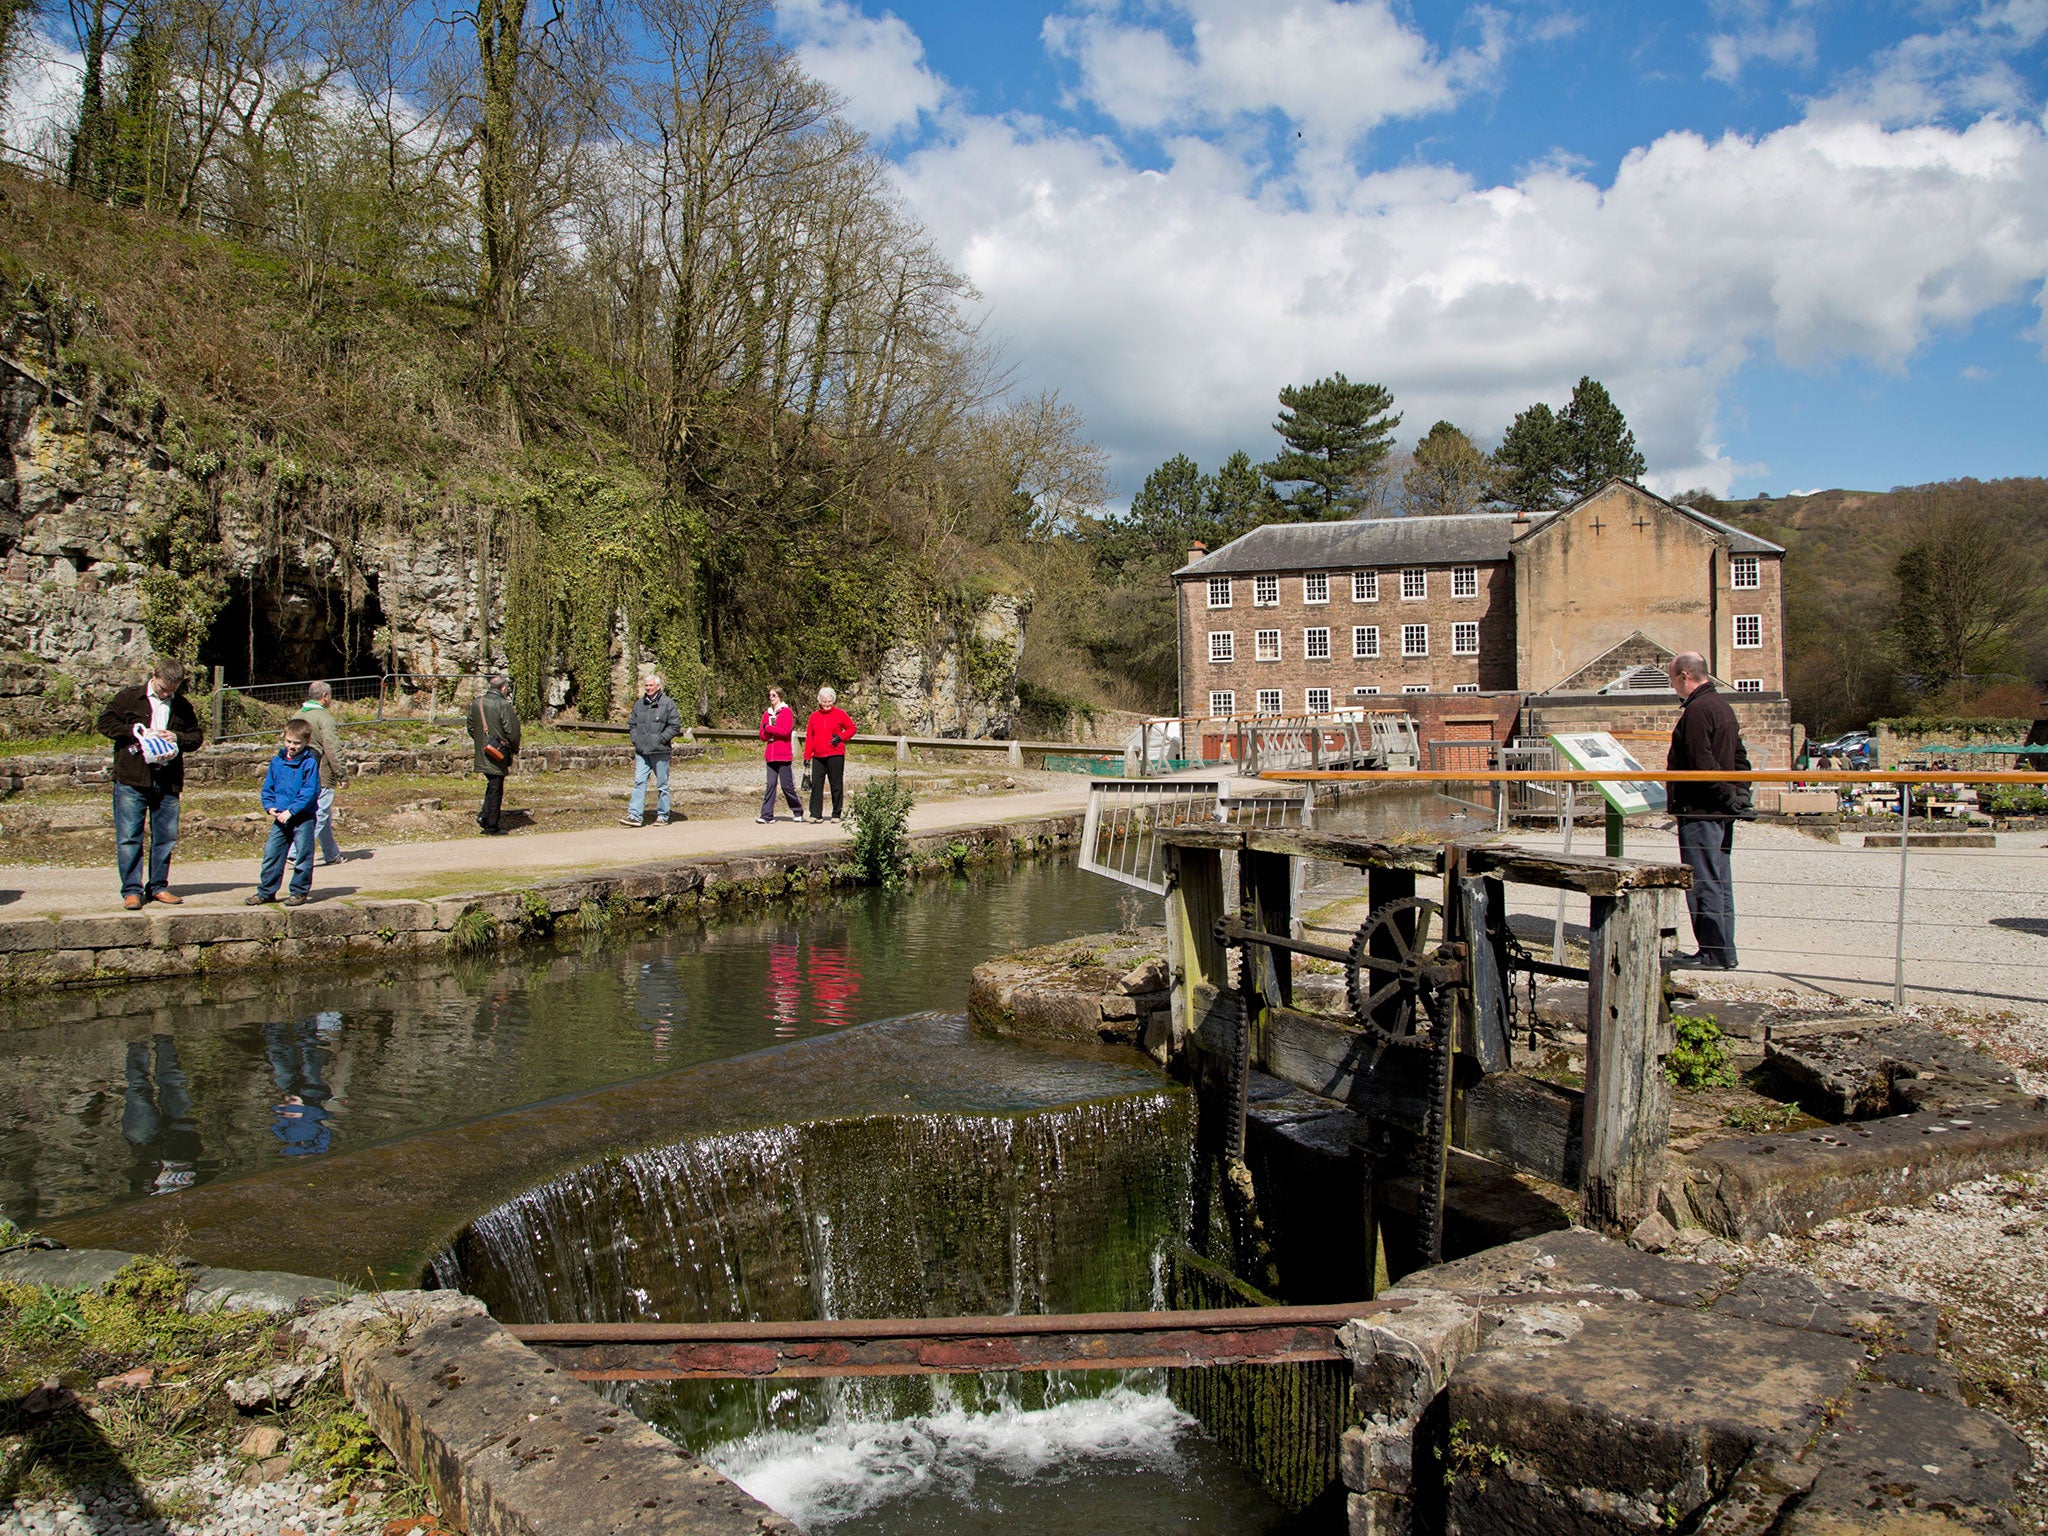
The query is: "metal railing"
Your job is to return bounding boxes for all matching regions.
[1128,713,1406,777]
[204,671,487,740]
[1078,777,1315,895]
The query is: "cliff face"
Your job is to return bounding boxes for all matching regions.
[0,359,1029,738]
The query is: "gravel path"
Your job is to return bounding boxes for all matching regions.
[0,1456,409,1536]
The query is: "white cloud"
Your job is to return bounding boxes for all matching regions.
[1041,0,1504,154]
[1806,0,2046,123]
[777,0,944,139]
[1705,20,1818,84]
[893,108,2048,499]
[2,27,84,166]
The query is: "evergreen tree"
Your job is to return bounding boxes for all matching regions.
[1493,402,1568,511]
[1403,421,1499,517]
[1206,449,1275,542]
[1258,372,1401,519]
[1093,452,1216,578]
[1557,376,1647,499]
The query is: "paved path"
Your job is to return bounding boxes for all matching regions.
[0,785,1092,917]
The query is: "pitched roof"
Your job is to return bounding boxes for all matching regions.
[1522,480,1786,556]
[1174,512,1537,578]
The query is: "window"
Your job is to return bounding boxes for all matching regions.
[1353,685,1380,696]
[1303,572,1329,604]
[1731,555,1760,590]
[1253,574,1279,607]
[1352,571,1378,602]
[1402,624,1428,657]
[1452,621,1480,656]
[1304,627,1331,660]
[1209,690,1236,716]
[1255,629,1282,662]
[1207,577,1232,608]
[1306,687,1331,714]
[1402,683,1430,694]
[1452,566,1478,598]
[1734,679,1763,694]
[1733,614,1762,649]
[1401,568,1427,600]
[1256,689,1283,715]
[1209,631,1235,663]
[1453,683,1481,695]
[1353,625,1380,659]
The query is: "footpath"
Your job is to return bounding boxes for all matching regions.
[0,784,1092,917]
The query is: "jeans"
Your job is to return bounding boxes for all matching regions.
[629,752,671,821]
[1677,816,1737,965]
[315,787,342,862]
[256,813,316,899]
[761,762,800,819]
[113,781,181,898]
[808,755,846,819]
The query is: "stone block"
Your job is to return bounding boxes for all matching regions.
[1765,1022,2015,1120]
[1348,1490,1412,1536]
[1340,1295,1481,1420]
[430,897,474,931]
[1116,957,1167,995]
[88,944,198,980]
[353,900,435,934]
[1709,1266,1939,1355]
[286,904,376,940]
[1342,1423,1416,1494]
[1391,1229,1728,1309]
[6,948,98,985]
[154,908,285,946]
[1099,994,1139,1020]
[53,914,146,950]
[1780,1383,2028,1536]
[0,917,58,953]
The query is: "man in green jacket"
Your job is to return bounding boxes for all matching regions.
[295,681,349,866]
[467,674,521,836]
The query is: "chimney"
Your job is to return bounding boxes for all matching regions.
[1187,540,1208,565]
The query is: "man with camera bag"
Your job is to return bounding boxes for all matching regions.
[467,674,521,836]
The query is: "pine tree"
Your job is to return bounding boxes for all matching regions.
[1557,376,1647,499]
[1258,373,1401,519]
[1403,421,1499,517]
[1093,453,1215,578]
[1493,402,1568,511]
[1205,450,1274,542]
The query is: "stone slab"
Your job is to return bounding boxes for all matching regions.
[53,914,148,950]
[1709,1267,1939,1356]
[1390,1228,1729,1309]
[1766,1022,2019,1120]
[1781,1382,2028,1536]
[1680,1102,2048,1241]
[0,917,58,953]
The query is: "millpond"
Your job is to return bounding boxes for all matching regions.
[6,791,1455,1532]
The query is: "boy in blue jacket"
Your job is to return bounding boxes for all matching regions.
[247,717,322,906]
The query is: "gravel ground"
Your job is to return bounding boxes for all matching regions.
[0,1456,419,1536]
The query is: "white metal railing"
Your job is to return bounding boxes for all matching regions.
[1129,713,1408,777]
[1079,778,1314,893]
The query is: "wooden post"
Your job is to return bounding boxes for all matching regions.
[1008,740,1022,767]
[895,735,909,763]
[1164,842,1228,1063]
[1581,889,1671,1231]
[1363,864,1416,1035]
[1605,802,1623,858]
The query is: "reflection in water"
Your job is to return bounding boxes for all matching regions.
[122,1036,200,1195]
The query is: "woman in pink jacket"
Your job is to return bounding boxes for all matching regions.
[757,687,804,824]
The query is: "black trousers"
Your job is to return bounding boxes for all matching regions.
[479,774,505,831]
[808,755,846,818]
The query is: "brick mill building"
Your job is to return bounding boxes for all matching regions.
[1173,480,1795,764]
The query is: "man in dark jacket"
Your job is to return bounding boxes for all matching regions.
[97,657,205,908]
[1666,651,1742,969]
[467,674,521,835]
[621,672,685,826]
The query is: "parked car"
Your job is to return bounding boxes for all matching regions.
[1808,731,1873,763]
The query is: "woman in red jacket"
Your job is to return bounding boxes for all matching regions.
[803,687,859,821]
[758,687,804,824]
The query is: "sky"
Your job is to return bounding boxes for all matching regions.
[772,0,2048,504]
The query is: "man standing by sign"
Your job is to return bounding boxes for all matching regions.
[1666,651,1741,969]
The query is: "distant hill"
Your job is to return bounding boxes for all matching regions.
[1696,479,2048,735]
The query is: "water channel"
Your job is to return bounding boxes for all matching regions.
[4,790,1451,1532]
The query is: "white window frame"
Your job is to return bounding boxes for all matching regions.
[1304,626,1331,660]
[1303,572,1329,605]
[1452,621,1480,656]
[1452,566,1478,599]
[1733,614,1762,649]
[1305,687,1331,714]
[1453,683,1481,694]
[1734,678,1763,694]
[1401,568,1427,601]
[1731,555,1760,591]
[1209,631,1235,664]
[1207,577,1232,609]
[1209,690,1236,715]
[1256,689,1283,716]
[1353,625,1379,659]
[1402,623,1429,657]
[1353,685,1380,696]
[1253,574,1279,607]
[1352,571,1378,603]
[1402,683,1430,694]
[1255,629,1282,662]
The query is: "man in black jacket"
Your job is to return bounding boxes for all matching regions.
[467,674,522,835]
[1666,651,1742,969]
[620,672,684,826]
[97,658,205,908]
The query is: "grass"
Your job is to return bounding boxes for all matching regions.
[0,1254,428,1517]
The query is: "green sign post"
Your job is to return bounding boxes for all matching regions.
[1547,732,1667,857]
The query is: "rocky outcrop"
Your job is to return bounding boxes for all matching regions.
[871,590,1029,739]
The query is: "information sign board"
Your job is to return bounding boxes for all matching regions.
[1548,732,1667,815]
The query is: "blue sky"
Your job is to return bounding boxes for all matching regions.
[777,0,2048,503]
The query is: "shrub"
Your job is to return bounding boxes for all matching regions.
[449,907,498,954]
[515,889,554,937]
[845,774,915,885]
[1981,786,2048,816]
[1667,1013,1736,1089]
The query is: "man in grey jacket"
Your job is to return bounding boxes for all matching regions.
[467,674,521,836]
[295,681,349,866]
[621,672,685,826]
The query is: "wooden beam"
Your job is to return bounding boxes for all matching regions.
[1462,845,1692,895]
[1245,827,1445,873]
[1580,891,1672,1231]
[1460,875,1513,1075]
[1457,1071,1582,1188]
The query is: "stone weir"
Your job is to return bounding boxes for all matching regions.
[0,811,1081,992]
[42,1012,1183,1291]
